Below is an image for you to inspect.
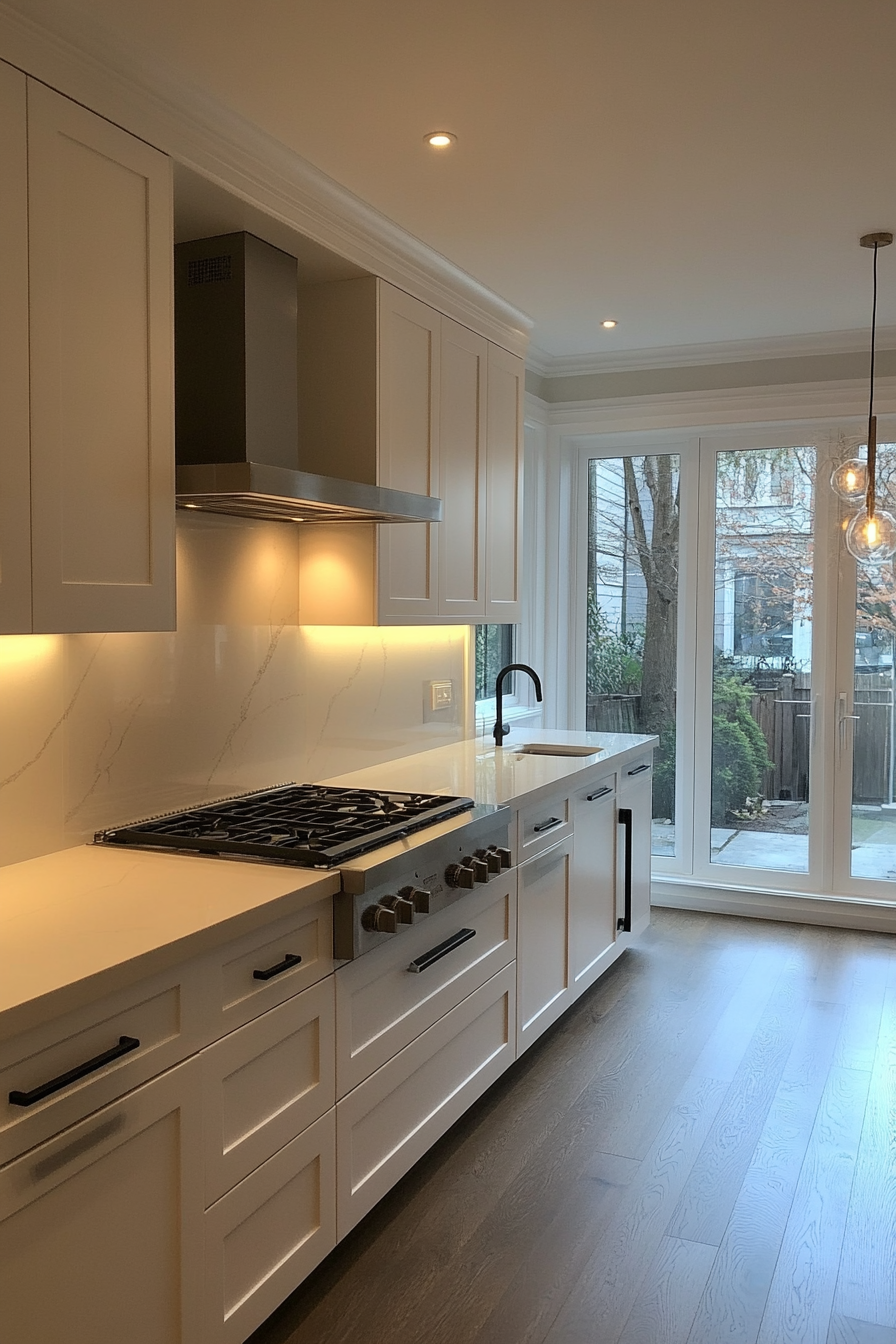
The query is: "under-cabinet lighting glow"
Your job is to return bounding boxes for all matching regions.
[0,635,59,668]
[302,625,467,649]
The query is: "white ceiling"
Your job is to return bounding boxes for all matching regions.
[52,0,896,360]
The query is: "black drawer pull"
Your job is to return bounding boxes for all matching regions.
[408,928,476,974]
[627,762,650,776]
[9,1036,140,1108]
[533,816,563,834]
[253,952,302,981]
[586,786,612,801]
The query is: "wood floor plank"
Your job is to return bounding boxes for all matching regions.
[543,1072,729,1344]
[688,944,793,1083]
[829,1314,896,1344]
[472,1152,640,1344]
[668,964,810,1244]
[616,1237,717,1344]
[833,986,896,1329]
[685,998,847,1344]
[755,1064,871,1344]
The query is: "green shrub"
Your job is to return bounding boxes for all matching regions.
[711,673,772,822]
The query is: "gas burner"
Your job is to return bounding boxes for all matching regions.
[95,783,476,866]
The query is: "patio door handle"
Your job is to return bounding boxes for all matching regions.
[838,692,860,756]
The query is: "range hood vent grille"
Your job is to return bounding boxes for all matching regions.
[176,463,442,525]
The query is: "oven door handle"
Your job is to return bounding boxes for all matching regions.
[408,928,476,973]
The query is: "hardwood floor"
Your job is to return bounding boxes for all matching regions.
[249,910,896,1344]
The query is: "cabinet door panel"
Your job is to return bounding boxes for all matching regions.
[202,977,335,1206]
[438,318,487,618]
[617,758,653,939]
[0,62,31,633]
[27,81,175,633]
[204,1109,336,1344]
[517,839,572,1053]
[485,344,523,621]
[336,963,515,1236]
[377,284,440,619]
[0,1059,203,1344]
[570,777,618,991]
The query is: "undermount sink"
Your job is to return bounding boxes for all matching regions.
[514,743,602,757]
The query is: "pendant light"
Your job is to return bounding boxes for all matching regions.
[840,231,896,563]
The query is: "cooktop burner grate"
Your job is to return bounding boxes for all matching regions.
[95,784,475,866]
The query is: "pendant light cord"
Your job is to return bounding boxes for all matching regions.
[867,241,879,519]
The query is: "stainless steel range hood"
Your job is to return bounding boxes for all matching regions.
[174,232,441,525]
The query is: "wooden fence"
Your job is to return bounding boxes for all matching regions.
[588,673,895,804]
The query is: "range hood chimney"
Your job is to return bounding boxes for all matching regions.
[174,232,442,525]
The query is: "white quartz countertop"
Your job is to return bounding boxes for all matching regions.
[0,730,654,1037]
[322,729,657,807]
[0,844,338,1038]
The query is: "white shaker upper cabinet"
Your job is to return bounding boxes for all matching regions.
[0,62,31,633]
[26,79,175,634]
[485,342,524,622]
[376,285,442,621]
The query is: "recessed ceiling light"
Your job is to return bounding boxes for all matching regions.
[601,319,618,329]
[425,131,456,148]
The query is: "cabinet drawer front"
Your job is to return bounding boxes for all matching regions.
[517,790,572,859]
[336,876,516,1097]
[0,1056,204,1344]
[204,1108,336,1344]
[517,838,572,1054]
[0,964,205,1168]
[202,977,335,1206]
[209,897,334,1034]
[336,962,515,1237]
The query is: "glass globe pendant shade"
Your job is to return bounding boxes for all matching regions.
[830,458,868,505]
[844,507,896,562]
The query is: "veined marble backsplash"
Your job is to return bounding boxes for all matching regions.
[0,514,470,868]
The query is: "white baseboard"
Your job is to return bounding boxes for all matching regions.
[651,877,896,934]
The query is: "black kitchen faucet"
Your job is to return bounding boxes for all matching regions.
[493,664,543,746]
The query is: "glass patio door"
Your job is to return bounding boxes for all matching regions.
[705,441,820,883]
[832,435,896,897]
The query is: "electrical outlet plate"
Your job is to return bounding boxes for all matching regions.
[430,679,453,711]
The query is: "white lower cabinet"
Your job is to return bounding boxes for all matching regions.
[516,836,573,1054]
[617,756,654,940]
[569,774,618,993]
[201,976,335,1207]
[0,1056,204,1344]
[203,1109,336,1344]
[336,961,516,1237]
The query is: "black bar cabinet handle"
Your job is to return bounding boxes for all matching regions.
[617,808,633,933]
[253,952,302,981]
[408,928,476,974]
[533,817,563,834]
[627,762,650,776]
[586,786,612,801]
[9,1035,140,1108]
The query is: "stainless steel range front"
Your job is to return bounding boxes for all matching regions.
[95,783,512,960]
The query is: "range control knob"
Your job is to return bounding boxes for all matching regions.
[445,862,475,890]
[471,858,490,883]
[477,848,502,875]
[382,894,415,924]
[399,885,431,914]
[361,904,398,934]
[490,845,512,869]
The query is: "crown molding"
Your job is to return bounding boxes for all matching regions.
[0,0,532,355]
[528,327,896,378]
[543,375,896,437]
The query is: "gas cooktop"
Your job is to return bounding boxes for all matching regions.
[94,784,475,867]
